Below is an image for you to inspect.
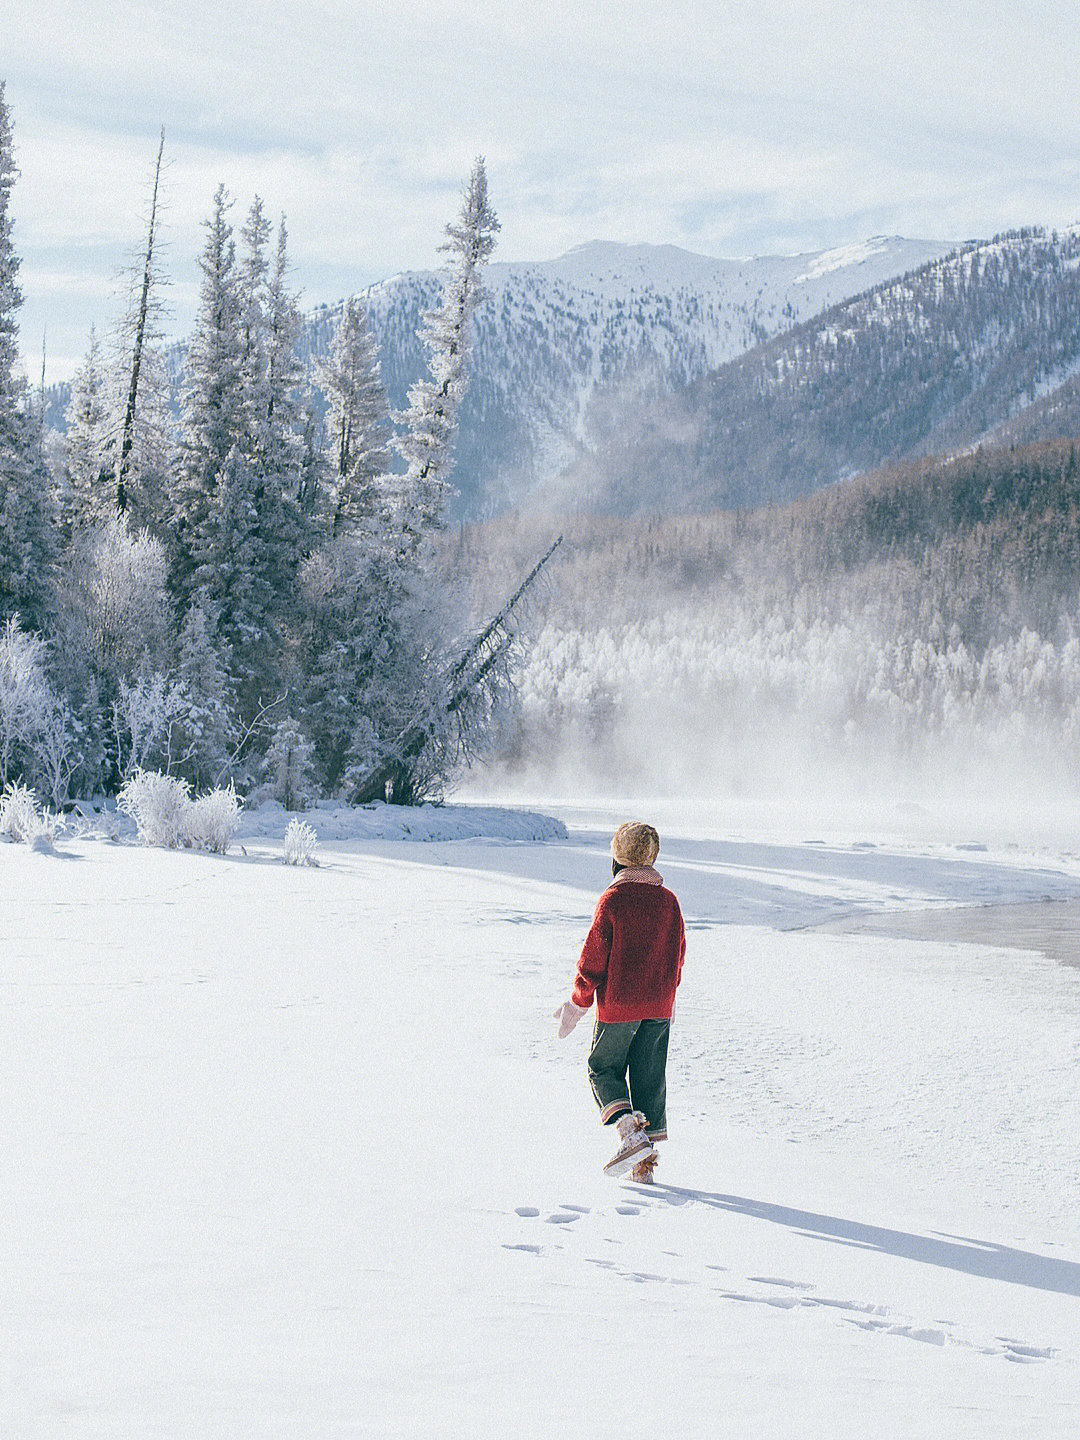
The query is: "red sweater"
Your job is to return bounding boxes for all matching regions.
[572,875,686,1023]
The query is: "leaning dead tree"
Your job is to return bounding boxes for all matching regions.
[351,535,563,805]
[115,127,165,512]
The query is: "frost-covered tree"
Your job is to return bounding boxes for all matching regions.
[297,535,426,793]
[175,185,244,571]
[257,713,316,810]
[318,297,389,536]
[0,616,61,789]
[263,216,304,480]
[170,594,236,787]
[237,196,272,456]
[0,83,58,631]
[393,157,499,543]
[190,445,272,693]
[297,397,329,521]
[114,128,170,530]
[61,326,114,532]
[59,511,173,689]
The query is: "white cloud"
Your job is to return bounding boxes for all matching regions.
[6,0,1080,379]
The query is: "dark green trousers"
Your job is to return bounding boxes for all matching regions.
[587,1018,670,1141]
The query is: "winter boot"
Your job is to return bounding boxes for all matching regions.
[603,1111,656,1178]
[630,1152,659,1184]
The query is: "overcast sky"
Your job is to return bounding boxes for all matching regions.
[6,0,1080,379]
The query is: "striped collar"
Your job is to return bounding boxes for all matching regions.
[611,866,664,887]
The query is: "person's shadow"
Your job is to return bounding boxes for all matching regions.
[642,1186,1080,1298]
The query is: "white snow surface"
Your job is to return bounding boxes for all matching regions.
[4,802,1080,1438]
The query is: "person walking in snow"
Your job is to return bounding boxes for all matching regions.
[554,821,686,1183]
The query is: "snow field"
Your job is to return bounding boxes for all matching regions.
[3,818,1080,1438]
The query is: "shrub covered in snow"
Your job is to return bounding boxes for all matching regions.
[282,817,319,866]
[117,770,243,853]
[117,770,192,848]
[187,783,242,854]
[0,782,62,847]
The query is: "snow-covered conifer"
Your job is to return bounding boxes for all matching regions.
[238,196,272,455]
[0,83,58,630]
[171,594,236,787]
[318,297,389,536]
[175,186,244,570]
[61,326,115,532]
[258,714,316,810]
[190,444,281,715]
[264,217,305,478]
[393,157,499,542]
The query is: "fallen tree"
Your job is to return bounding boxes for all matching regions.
[350,535,562,804]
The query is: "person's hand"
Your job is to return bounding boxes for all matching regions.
[554,999,589,1038]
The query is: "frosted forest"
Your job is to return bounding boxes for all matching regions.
[0,85,515,820]
[4,76,1080,831]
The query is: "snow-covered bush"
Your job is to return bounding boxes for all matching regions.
[0,782,62,847]
[282,817,319,866]
[187,783,241,854]
[0,617,75,801]
[117,769,192,848]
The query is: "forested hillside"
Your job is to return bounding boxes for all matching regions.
[580,228,1080,514]
[458,441,1080,798]
[48,237,947,519]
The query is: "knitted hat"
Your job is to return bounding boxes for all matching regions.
[611,821,660,869]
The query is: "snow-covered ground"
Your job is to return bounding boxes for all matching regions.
[4,802,1080,1438]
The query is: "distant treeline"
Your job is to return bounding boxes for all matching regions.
[458,440,1080,794]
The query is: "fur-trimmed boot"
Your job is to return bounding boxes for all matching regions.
[603,1111,656,1178]
[630,1152,659,1184]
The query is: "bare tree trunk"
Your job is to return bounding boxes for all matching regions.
[115,127,165,513]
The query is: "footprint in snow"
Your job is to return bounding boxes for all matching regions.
[514,1207,539,1218]
[997,1339,1055,1363]
[546,1212,581,1224]
[748,1276,814,1291]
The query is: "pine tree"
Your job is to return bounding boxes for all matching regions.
[264,217,304,480]
[175,185,244,572]
[250,214,308,621]
[61,326,114,532]
[171,593,236,788]
[393,157,499,542]
[318,297,389,536]
[237,195,272,458]
[258,713,316,810]
[0,81,58,631]
[191,444,277,713]
[297,533,424,793]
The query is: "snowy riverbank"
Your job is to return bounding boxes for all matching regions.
[4,806,1080,1437]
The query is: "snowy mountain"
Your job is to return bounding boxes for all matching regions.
[302,236,950,516]
[589,227,1080,513]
